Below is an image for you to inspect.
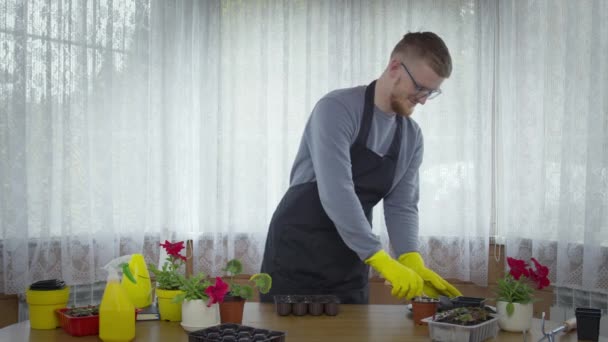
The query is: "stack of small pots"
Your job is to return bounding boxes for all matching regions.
[273,295,340,316]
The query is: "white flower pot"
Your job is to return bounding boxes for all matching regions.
[180,299,220,332]
[496,301,533,332]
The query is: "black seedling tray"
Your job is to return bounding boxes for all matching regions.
[273,295,340,316]
[188,323,286,342]
[29,279,66,290]
[435,296,486,311]
[450,296,486,309]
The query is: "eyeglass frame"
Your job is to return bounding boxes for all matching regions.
[399,62,442,100]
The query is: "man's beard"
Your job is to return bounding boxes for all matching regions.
[390,93,415,117]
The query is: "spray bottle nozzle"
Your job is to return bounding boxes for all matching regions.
[103,255,137,284]
[119,263,136,284]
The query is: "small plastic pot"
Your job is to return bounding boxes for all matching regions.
[292,302,308,316]
[275,302,292,316]
[575,307,601,341]
[324,302,339,316]
[308,302,324,316]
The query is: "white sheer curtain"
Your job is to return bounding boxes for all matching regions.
[497,0,608,294]
[1,0,494,295]
[1,0,157,294]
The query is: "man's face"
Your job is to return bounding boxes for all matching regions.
[389,58,445,117]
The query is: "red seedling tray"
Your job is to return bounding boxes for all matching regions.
[55,308,99,336]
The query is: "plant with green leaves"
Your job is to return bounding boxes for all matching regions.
[495,257,550,316]
[436,307,490,326]
[222,259,272,300]
[148,240,186,290]
[64,305,99,317]
[172,272,213,303]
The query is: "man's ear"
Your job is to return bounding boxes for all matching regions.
[389,57,401,70]
[387,58,402,77]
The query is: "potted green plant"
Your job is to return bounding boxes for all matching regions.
[495,257,550,332]
[218,259,272,324]
[63,305,99,317]
[148,240,187,321]
[55,305,99,337]
[172,272,224,332]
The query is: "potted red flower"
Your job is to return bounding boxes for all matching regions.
[495,257,551,332]
[172,273,228,332]
[173,258,271,326]
[217,259,272,324]
[148,240,187,321]
[55,305,99,337]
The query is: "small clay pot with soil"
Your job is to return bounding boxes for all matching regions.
[411,296,439,325]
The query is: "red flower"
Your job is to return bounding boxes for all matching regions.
[205,277,229,307]
[499,256,552,306]
[507,257,530,280]
[160,240,186,261]
[528,258,550,290]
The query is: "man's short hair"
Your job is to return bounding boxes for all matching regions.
[391,32,452,78]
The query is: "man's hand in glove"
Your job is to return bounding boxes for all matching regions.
[365,250,424,299]
[398,252,462,298]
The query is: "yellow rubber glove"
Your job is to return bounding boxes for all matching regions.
[365,250,424,299]
[398,252,462,299]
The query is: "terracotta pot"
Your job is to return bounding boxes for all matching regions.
[412,299,439,325]
[219,295,246,324]
[496,301,533,332]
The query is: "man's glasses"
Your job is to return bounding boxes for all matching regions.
[400,62,442,100]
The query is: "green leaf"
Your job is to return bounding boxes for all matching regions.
[224,259,243,276]
[172,293,186,303]
[250,273,272,294]
[506,302,514,316]
[238,286,254,300]
[495,275,534,305]
[175,272,211,302]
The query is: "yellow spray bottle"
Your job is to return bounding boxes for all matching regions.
[100,256,136,342]
[121,253,152,308]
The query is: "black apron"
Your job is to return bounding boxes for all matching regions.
[260,81,402,304]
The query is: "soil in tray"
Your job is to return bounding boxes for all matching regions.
[433,307,492,326]
[63,305,99,317]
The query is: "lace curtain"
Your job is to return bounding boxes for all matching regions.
[496,0,608,294]
[0,0,524,295]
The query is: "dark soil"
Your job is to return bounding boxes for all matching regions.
[434,307,491,326]
[64,305,99,317]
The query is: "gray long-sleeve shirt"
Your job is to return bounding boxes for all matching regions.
[289,84,423,261]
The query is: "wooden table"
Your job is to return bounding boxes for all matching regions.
[0,303,596,341]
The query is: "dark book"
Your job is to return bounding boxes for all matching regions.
[136,304,160,321]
